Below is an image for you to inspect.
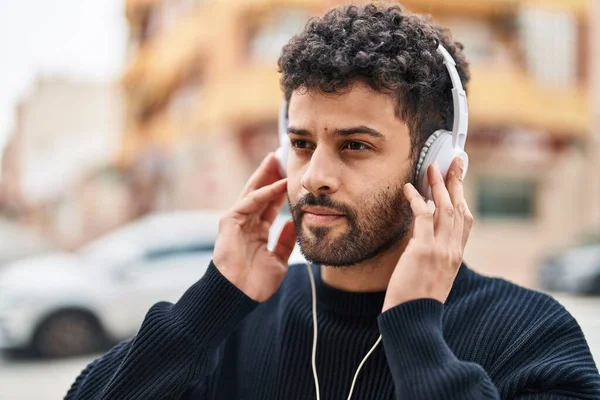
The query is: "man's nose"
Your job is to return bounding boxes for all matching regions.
[300,147,340,196]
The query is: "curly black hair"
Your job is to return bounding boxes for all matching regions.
[278,3,470,161]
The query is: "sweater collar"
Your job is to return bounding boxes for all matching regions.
[312,264,387,317]
[310,262,470,317]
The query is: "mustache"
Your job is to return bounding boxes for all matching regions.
[290,193,356,220]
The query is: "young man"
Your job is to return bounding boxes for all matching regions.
[66,4,599,399]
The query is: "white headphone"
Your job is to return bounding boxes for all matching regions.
[274,44,469,200]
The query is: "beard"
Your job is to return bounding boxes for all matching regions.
[288,178,413,267]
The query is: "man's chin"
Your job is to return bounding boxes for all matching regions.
[299,250,361,268]
[297,237,361,267]
[297,227,406,268]
[302,223,346,237]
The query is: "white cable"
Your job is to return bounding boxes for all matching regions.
[305,263,382,400]
[346,334,382,400]
[306,263,321,400]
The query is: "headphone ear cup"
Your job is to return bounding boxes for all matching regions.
[415,130,446,198]
[415,130,468,200]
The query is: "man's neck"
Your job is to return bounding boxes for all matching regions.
[320,235,410,293]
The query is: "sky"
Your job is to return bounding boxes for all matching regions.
[0,0,127,149]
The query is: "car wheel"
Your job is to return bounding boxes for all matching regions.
[32,310,107,358]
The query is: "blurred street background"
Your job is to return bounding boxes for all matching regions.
[1,0,599,398]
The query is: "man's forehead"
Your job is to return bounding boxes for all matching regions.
[287,84,401,134]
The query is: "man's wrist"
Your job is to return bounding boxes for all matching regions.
[382,295,443,313]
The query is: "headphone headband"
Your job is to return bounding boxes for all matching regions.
[436,44,468,150]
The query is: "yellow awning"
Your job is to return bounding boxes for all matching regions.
[122,9,215,112]
[194,64,589,137]
[399,0,588,17]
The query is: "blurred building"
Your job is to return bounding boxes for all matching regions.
[589,0,600,233]
[121,0,596,286]
[0,77,130,249]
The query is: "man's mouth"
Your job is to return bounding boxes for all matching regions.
[301,206,345,225]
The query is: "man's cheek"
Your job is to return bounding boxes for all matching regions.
[286,182,302,207]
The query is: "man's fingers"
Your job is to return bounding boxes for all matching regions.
[446,157,473,252]
[235,179,287,216]
[239,153,282,199]
[428,163,454,242]
[261,191,287,226]
[461,202,474,250]
[272,220,297,264]
[404,183,434,241]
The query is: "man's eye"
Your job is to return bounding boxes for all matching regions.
[344,141,368,151]
[291,140,313,149]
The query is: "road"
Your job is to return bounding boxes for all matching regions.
[0,294,599,400]
[0,354,96,400]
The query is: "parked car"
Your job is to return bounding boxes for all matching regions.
[537,240,600,295]
[0,210,305,358]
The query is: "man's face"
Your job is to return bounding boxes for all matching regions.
[286,82,414,267]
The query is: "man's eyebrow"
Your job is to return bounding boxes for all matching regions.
[287,125,385,140]
[335,126,385,140]
[287,127,311,136]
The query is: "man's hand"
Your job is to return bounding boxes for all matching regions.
[383,157,474,312]
[213,153,298,303]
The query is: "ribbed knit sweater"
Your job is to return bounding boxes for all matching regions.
[66,261,600,399]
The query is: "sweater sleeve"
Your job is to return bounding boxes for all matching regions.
[65,261,258,400]
[378,299,500,400]
[378,298,600,400]
[496,300,600,399]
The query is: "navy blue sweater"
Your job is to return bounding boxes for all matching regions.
[66,262,600,399]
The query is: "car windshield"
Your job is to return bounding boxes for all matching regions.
[75,212,222,266]
[76,221,146,265]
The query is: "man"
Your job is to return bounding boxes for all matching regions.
[67,3,599,399]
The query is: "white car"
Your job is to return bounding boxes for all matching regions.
[537,243,600,295]
[0,210,305,358]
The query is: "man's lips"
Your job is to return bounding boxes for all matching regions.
[301,206,345,216]
[301,207,345,225]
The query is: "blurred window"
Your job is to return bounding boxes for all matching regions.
[518,5,578,87]
[168,67,204,122]
[248,9,310,62]
[145,243,214,261]
[476,177,537,219]
[441,17,499,64]
[144,0,207,40]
